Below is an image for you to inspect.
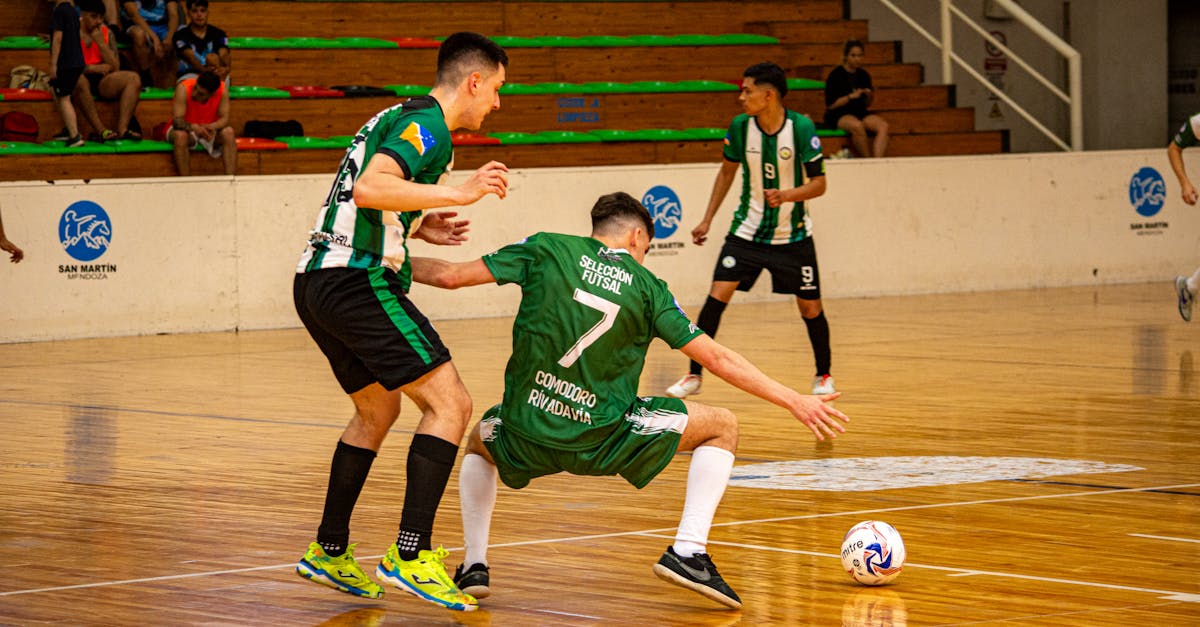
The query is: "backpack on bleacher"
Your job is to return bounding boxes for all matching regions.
[9,65,51,92]
[0,111,39,142]
[243,119,304,139]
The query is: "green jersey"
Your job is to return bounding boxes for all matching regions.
[1173,112,1200,149]
[297,96,453,291]
[723,109,826,244]
[483,232,703,451]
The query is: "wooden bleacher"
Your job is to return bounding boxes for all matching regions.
[0,0,1008,181]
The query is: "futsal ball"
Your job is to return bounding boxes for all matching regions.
[840,520,905,585]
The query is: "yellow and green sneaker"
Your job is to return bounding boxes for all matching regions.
[375,544,478,611]
[296,542,384,599]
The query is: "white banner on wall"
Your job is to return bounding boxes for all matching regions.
[1,149,1197,343]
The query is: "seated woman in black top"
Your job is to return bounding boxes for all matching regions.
[823,39,889,158]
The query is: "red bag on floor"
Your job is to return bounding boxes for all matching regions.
[0,111,39,142]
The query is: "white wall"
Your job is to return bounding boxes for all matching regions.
[850,0,1168,152]
[2,148,1197,343]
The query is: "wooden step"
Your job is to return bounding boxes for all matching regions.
[2,82,957,143]
[0,128,1007,184]
[744,19,870,44]
[0,41,899,88]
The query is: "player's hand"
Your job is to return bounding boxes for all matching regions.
[791,392,849,441]
[414,211,470,246]
[1183,182,1198,206]
[1,238,23,263]
[458,160,509,204]
[691,221,711,245]
[764,188,789,208]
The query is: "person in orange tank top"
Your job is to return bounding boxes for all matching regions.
[170,70,236,175]
[76,0,143,141]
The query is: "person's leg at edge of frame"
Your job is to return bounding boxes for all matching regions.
[668,280,737,398]
[170,129,191,176]
[219,126,236,175]
[374,362,480,611]
[799,297,833,394]
[295,382,399,599]
[652,401,742,609]
[454,423,497,599]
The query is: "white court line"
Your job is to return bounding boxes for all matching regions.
[1129,533,1200,544]
[636,533,1200,604]
[2,481,1197,598]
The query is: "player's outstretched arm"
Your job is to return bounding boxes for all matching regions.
[1168,142,1199,206]
[354,157,509,213]
[693,159,740,245]
[680,334,849,441]
[410,257,496,289]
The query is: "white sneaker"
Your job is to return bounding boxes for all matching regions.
[812,374,836,395]
[666,374,702,398]
[1176,276,1193,322]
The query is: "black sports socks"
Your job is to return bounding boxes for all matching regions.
[690,296,728,375]
[396,433,460,559]
[803,311,831,376]
[316,439,377,556]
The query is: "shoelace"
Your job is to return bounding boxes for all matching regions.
[690,553,721,577]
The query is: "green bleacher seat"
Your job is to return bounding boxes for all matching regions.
[229,86,291,99]
[671,80,739,92]
[226,37,292,49]
[684,127,727,140]
[276,136,350,149]
[0,142,56,155]
[588,129,642,142]
[487,132,544,145]
[534,131,602,143]
[139,87,174,100]
[788,78,826,90]
[385,84,428,97]
[0,36,48,49]
[109,140,172,153]
[39,140,117,154]
[577,82,636,94]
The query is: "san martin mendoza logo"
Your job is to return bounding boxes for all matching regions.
[1128,167,1168,236]
[58,200,118,280]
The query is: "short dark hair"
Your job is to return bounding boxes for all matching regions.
[591,192,654,240]
[743,62,788,98]
[843,39,865,56]
[436,32,509,87]
[187,0,210,9]
[77,0,106,15]
[196,70,221,93]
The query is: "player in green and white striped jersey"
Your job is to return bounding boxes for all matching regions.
[667,62,836,399]
[1171,112,1200,321]
[292,33,511,611]
[410,192,848,609]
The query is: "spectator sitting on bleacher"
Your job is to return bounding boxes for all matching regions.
[170,70,236,175]
[173,0,229,82]
[121,0,180,88]
[74,0,143,141]
[823,39,889,158]
[48,0,87,147]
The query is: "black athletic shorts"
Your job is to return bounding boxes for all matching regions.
[50,67,84,98]
[293,267,452,394]
[712,234,822,299]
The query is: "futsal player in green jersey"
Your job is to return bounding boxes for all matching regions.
[292,33,510,611]
[1171,112,1200,321]
[666,62,836,400]
[411,192,849,609]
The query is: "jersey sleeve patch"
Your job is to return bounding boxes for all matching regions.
[400,121,437,156]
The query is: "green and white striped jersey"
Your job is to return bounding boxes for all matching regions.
[1174,112,1200,149]
[482,232,703,451]
[723,109,826,244]
[296,96,453,291]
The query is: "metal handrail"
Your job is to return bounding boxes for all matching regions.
[875,0,1082,151]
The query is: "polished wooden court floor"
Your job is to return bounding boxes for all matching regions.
[1,282,1198,626]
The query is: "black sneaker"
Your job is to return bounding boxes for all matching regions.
[65,135,86,148]
[51,127,71,141]
[453,562,490,599]
[652,546,741,609]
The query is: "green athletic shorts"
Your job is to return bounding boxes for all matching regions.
[479,396,688,490]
